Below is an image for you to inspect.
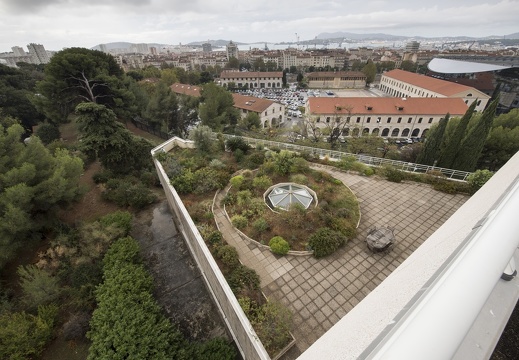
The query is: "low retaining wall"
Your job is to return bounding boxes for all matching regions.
[151,138,270,360]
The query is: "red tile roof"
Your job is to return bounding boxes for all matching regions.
[170,83,201,97]
[232,94,277,113]
[383,69,476,96]
[307,97,468,116]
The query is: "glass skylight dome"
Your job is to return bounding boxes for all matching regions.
[266,183,315,211]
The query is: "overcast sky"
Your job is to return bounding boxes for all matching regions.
[0,0,518,53]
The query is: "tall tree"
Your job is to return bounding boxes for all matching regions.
[0,124,83,268]
[451,98,499,172]
[416,114,450,165]
[75,103,152,175]
[145,82,179,133]
[362,60,377,85]
[33,48,135,123]
[437,100,477,168]
[198,83,239,131]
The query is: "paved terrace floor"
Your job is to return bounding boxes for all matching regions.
[213,164,469,359]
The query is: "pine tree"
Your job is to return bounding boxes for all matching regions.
[416,114,450,166]
[437,100,477,168]
[451,98,499,172]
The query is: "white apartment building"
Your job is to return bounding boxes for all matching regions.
[305,96,468,138]
[218,71,283,89]
[380,69,490,111]
[27,43,50,64]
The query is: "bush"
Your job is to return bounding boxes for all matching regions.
[231,215,248,229]
[99,210,133,235]
[92,169,113,184]
[193,167,228,194]
[36,123,61,145]
[221,192,236,206]
[190,338,236,360]
[308,227,347,258]
[253,300,293,356]
[467,169,494,194]
[63,312,91,341]
[383,166,405,183]
[102,179,157,209]
[234,148,245,162]
[228,265,260,295]
[216,245,240,269]
[252,175,272,191]
[290,157,309,173]
[269,236,290,255]
[0,304,58,360]
[206,231,223,249]
[236,190,252,207]
[289,174,308,185]
[230,175,244,189]
[252,218,270,234]
[225,137,250,153]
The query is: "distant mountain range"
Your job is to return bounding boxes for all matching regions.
[91,32,519,51]
[315,31,519,41]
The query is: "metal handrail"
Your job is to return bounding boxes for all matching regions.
[222,134,472,181]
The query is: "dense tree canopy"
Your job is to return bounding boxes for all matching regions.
[417,114,450,166]
[33,48,137,123]
[0,64,44,130]
[75,102,153,175]
[0,124,83,268]
[198,83,239,131]
[362,60,377,84]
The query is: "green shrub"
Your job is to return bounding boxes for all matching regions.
[36,123,61,145]
[234,148,245,162]
[140,171,159,187]
[245,151,265,169]
[0,304,58,360]
[253,300,293,356]
[228,265,260,295]
[289,174,308,185]
[231,215,248,229]
[190,338,236,360]
[226,137,250,153]
[290,157,309,173]
[241,198,266,219]
[216,245,240,269]
[252,175,272,190]
[269,236,290,255]
[171,169,195,194]
[221,192,236,206]
[236,190,252,207]
[209,159,225,169]
[252,218,270,234]
[308,227,347,258]
[92,169,113,184]
[103,179,152,208]
[206,231,223,249]
[230,175,244,189]
[467,169,494,194]
[383,166,405,183]
[99,210,133,235]
[193,167,228,194]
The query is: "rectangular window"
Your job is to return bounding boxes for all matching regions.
[346,116,351,123]
[265,111,268,116]
[356,117,361,123]
[387,117,391,123]
[408,117,413,123]
[428,117,433,123]
[418,117,423,123]
[316,117,320,122]
[367,117,371,123]
[326,117,331,123]
[398,117,402,123]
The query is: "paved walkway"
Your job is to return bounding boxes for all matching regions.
[213,165,469,359]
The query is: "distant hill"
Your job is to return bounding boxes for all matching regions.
[315,32,409,41]
[315,31,519,42]
[186,39,246,46]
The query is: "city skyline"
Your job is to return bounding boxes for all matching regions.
[0,0,518,53]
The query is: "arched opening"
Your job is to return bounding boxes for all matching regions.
[402,128,410,137]
[381,128,390,137]
[268,82,271,87]
[362,128,370,135]
[263,120,269,128]
[411,128,420,137]
[372,128,380,136]
[422,129,429,138]
[342,128,350,136]
[352,128,360,137]
[391,128,400,137]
